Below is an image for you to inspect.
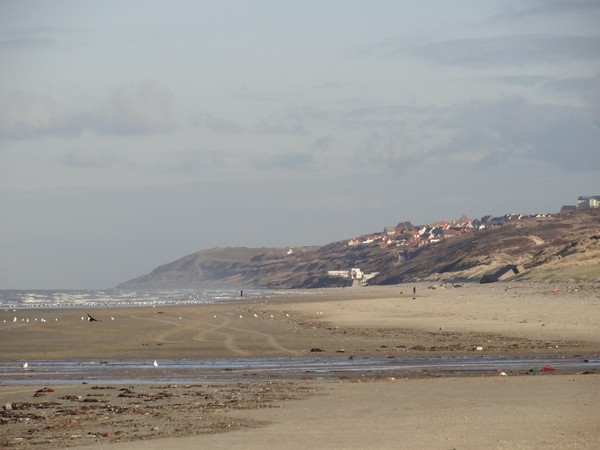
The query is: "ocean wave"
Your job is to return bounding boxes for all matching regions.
[0,288,312,309]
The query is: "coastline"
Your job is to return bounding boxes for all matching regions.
[1,282,599,448]
[2,282,599,361]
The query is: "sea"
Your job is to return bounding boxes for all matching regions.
[0,288,314,310]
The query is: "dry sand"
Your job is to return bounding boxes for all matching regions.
[1,282,599,448]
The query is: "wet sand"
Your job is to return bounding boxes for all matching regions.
[1,282,599,448]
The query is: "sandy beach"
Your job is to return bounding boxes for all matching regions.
[1,282,599,448]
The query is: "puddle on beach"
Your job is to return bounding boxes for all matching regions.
[1,356,597,385]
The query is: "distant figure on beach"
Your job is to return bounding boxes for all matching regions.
[413,286,416,296]
[240,290,243,298]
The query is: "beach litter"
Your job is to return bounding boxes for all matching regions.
[528,365,556,374]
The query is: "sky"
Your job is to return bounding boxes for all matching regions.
[1,0,599,289]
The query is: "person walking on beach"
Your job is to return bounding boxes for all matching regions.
[413,286,416,296]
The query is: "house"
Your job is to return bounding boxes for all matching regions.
[457,214,470,224]
[443,229,462,238]
[578,196,600,209]
[490,216,506,226]
[384,226,397,235]
[350,268,364,280]
[328,270,350,278]
[561,205,577,212]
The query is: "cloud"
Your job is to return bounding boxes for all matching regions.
[491,75,548,87]
[0,37,55,48]
[341,104,426,129]
[155,149,234,174]
[407,34,600,67]
[191,113,244,134]
[492,0,600,22]
[0,26,93,50]
[311,135,332,151]
[0,90,96,139]
[61,148,119,169]
[0,81,176,140]
[104,81,175,135]
[256,152,315,171]
[352,96,599,173]
[436,97,600,171]
[255,114,307,135]
[254,105,326,136]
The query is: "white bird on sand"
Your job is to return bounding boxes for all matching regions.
[153,360,158,367]
[22,362,28,369]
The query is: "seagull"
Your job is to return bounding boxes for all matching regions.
[22,362,28,369]
[87,313,99,322]
[153,360,158,367]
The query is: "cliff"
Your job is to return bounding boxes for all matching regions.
[118,210,600,289]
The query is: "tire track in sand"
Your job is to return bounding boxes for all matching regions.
[130,314,300,356]
[193,319,302,357]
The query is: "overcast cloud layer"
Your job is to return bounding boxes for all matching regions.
[1,1,599,288]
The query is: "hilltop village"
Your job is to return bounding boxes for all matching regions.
[346,195,600,255]
[324,195,600,285]
[347,213,543,253]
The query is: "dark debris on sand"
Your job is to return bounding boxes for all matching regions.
[1,382,317,448]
